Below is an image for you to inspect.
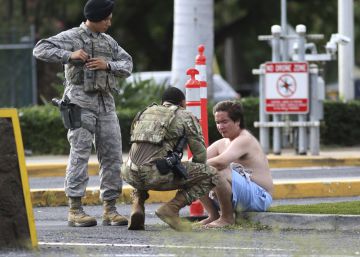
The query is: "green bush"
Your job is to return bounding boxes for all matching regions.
[19,98,360,155]
[114,78,166,109]
[117,108,138,152]
[320,100,360,146]
[20,104,69,154]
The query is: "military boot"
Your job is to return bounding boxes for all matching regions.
[128,190,149,230]
[155,191,192,232]
[68,197,97,227]
[102,199,128,226]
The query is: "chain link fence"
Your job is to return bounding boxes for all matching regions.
[0,25,37,107]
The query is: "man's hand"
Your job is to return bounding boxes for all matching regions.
[85,58,108,71]
[70,49,89,62]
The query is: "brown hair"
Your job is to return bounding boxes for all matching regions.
[213,100,245,129]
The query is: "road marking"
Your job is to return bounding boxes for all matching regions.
[39,241,290,252]
[87,253,177,257]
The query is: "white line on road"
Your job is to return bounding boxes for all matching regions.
[39,241,291,252]
[86,253,177,257]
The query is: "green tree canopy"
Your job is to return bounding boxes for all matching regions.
[1,0,358,99]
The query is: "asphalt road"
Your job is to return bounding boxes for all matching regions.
[28,166,360,189]
[1,204,360,257]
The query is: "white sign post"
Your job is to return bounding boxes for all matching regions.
[265,62,309,114]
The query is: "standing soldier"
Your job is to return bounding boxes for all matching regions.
[33,0,133,227]
[122,87,228,231]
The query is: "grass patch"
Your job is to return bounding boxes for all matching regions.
[268,201,360,215]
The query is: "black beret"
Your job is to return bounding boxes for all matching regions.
[84,0,114,22]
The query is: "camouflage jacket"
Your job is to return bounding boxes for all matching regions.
[33,22,133,112]
[129,102,207,165]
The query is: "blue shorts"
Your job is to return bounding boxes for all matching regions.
[231,170,272,212]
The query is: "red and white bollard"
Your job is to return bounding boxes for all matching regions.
[195,44,209,147]
[185,68,201,160]
[185,68,201,121]
[185,67,206,219]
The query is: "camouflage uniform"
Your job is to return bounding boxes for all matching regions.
[33,22,133,201]
[122,102,219,204]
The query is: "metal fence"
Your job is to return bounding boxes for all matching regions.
[0,25,37,107]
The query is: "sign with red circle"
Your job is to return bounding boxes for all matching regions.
[265,62,309,114]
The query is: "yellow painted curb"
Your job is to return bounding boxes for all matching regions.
[31,180,360,207]
[268,156,360,168]
[27,162,99,177]
[274,179,360,199]
[31,185,176,207]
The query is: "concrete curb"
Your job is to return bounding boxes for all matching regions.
[246,212,360,231]
[30,179,360,207]
[26,156,360,177]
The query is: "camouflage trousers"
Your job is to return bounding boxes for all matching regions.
[121,158,219,204]
[65,108,123,201]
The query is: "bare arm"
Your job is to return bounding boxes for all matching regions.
[207,136,250,170]
[206,140,221,159]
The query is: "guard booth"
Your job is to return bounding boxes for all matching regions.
[253,24,344,155]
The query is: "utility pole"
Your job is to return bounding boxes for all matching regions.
[338,0,355,101]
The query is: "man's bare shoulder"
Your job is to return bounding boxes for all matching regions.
[233,129,253,145]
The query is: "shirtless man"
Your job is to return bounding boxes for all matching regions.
[200,100,273,228]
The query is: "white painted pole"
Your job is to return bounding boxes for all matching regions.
[271,25,282,155]
[296,24,307,155]
[338,0,355,101]
[280,0,288,61]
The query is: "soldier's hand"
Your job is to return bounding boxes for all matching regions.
[70,49,89,62]
[85,58,108,70]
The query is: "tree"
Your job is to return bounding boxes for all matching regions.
[2,0,359,103]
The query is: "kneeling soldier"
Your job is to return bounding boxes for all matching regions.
[122,87,226,231]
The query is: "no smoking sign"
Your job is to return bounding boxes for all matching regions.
[265,62,309,114]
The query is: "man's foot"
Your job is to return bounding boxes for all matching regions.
[197,216,218,226]
[205,217,234,228]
